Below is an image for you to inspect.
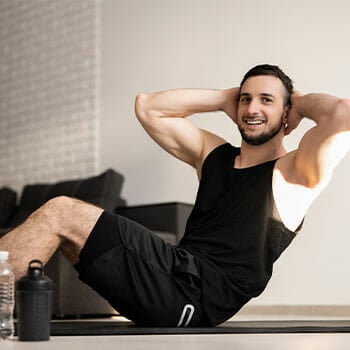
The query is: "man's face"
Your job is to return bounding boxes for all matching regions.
[237,75,289,146]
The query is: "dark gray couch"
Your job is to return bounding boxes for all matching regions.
[0,169,126,318]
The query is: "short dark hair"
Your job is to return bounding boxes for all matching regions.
[240,64,293,106]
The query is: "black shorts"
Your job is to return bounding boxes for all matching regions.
[75,211,210,327]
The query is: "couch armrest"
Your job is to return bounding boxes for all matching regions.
[0,187,17,227]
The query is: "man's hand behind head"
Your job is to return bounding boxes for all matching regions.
[221,88,240,124]
[285,91,304,135]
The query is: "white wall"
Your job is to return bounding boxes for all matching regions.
[100,0,350,306]
[0,0,100,193]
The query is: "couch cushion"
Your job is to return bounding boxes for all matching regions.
[0,187,17,227]
[7,169,125,228]
[75,169,124,212]
[8,184,51,227]
[47,180,81,200]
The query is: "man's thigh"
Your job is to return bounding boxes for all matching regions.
[75,211,207,326]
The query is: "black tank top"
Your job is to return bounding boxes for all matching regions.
[179,143,296,325]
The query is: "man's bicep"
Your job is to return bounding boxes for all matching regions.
[138,115,226,170]
[137,115,206,167]
[294,120,350,187]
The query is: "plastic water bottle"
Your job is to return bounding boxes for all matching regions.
[0,251,15,341]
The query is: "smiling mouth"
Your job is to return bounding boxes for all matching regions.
[244,118,265,126]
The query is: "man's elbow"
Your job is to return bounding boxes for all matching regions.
[340,97,350,107]
[135,93,148,120]
[337,98,350,129]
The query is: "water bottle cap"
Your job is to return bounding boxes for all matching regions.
[0,251,9,260]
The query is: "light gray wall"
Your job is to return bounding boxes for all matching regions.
[100,0,350,306]
[0,0,100,193]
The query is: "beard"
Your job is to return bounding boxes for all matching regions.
[238,117,284,146]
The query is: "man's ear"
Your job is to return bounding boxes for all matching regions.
[283,105,291,124]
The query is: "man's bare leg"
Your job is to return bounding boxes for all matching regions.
[0,196,103,280]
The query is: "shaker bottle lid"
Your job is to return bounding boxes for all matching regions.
[16,259,53,291]
[0,251,9,260]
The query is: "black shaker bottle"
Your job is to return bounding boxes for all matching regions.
[15,259,53,341]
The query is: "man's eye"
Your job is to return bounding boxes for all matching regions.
[262,97,272,103]
[240,97,250,103]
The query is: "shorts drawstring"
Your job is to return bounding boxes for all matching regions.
[177,304,195,327]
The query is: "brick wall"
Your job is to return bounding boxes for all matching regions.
[0,0,100,194]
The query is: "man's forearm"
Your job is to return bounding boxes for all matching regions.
[295,93,344,123]
[135,88,239,119]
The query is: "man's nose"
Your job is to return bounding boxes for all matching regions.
[247,100,261,115]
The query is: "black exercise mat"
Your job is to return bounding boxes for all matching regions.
[48,320,350,336]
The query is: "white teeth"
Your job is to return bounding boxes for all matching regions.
[246,120,264,125]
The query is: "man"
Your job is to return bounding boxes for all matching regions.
[1,64,349,327]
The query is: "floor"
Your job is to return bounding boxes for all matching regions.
[2,314,350,350]
[2,333,350,350]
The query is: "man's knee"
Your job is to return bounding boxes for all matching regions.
[45,195,95,216]
[44,195,77,212]
[41,195,75,218]
[36,196,81,234]
[41,195,103,244]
